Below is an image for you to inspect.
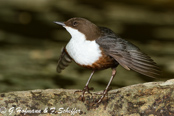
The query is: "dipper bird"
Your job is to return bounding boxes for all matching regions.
[54,17,160,103]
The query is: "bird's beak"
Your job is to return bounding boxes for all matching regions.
[54,21,65,26]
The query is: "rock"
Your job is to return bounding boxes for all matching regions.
[0,79,174,115]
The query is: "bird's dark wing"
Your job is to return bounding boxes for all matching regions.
[57,47,72,73]
[96,27,160,78]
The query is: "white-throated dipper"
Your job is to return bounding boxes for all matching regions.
[54,17,160,103]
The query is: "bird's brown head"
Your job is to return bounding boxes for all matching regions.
[55,17,101,40]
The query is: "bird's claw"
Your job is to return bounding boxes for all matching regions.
[74,86,94,102]
[94,87,112,104]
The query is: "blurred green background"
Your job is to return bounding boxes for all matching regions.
[0,0,174,93]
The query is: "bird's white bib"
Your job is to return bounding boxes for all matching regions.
[65,26,102,65]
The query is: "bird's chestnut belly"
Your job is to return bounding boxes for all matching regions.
[81,54,118,70]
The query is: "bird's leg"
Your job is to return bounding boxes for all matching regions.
[81,70,95,97]
[82,70,95,94]
[96,68,116,104]
[74,70,95,101]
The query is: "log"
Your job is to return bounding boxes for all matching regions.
[0,79,174,116]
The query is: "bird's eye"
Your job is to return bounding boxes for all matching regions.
[73,21,78,26]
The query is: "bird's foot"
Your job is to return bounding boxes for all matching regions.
[94,87,112,104]
[74,86,94,102]
[95,89,107,104]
